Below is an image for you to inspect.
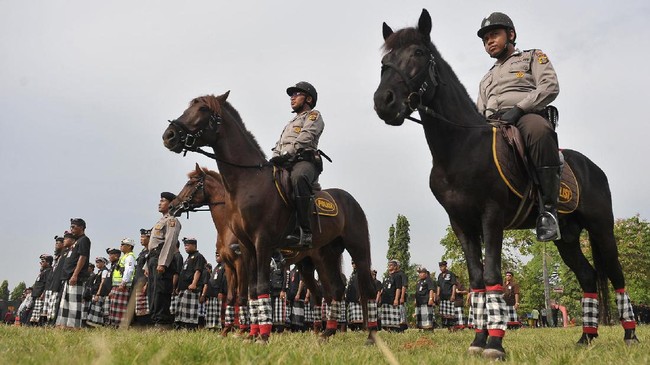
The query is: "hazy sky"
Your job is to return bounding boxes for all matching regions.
[2,1,649,289]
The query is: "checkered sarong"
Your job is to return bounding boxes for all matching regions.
[205,297,222,329]
[470,291,487,330]
[338,301,347,323]
[348,302,364,324]
[616,290,635,323]
[135,290,149,316]
[55,281,85,328]
[582,294,599,330]
[257,296,272,326]
[456,306,465,325]
[368,301,378,325]
[175,290,200,324]
[290,301,305,326]
[170,294,178,315]
[379,304,400,328]
[29,298,44,323]
[486,291,507,331]
[87,297,108,325]
[439,299,455,318]
[505,305,518,324]
[326,301,341,322]
[467,301,474,328]
[415,304,434,329]
[272,296,286,325]
[108,286,131,326]
[42,290,55,320]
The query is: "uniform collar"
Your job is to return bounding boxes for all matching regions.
[492,48,522,66]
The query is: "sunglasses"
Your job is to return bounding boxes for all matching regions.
[289,92,305,98]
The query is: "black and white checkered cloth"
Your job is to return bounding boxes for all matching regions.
[439,299,455,318]
[170,294,178,316]
[338,301,347,323]
[272,296,286,325]
[486,292,507,331]
[313,304,322,322]
[108,286,131,326]
[582,295,598,329]
[348,302,364,324]
[249,298,259,327]
[304,302,314,323]
[224,304,235,326]
[325,301,341,322]
[379,304,400,328]
[238,304,250,326]
[505,305,518,324]
[257,296,272,326]
[616,291,635,323]
[399,304,407,325]
[42,290,55,320]
[135,290,149,317]
[55,282,85,328]
[87,296,108,325]
[470,291,487,330]
[175,290,200,324]
[290,301,305,326]
[205,297,222,329]
[415,304,435,329]
[456,306,465,325]
[29,298,44,323]
[467,302,474,328]
[367,301,378,325]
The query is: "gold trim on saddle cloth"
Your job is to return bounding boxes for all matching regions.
[492,128,580,214]
[314,191,338,217]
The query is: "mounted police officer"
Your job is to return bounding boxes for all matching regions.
[476,12,562,242]
[270,81,325,249]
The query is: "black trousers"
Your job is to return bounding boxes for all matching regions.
[147,253,174,325]
[515,113,560,168]
[291,161,318,197]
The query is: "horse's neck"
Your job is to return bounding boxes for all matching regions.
[422,65,488,171]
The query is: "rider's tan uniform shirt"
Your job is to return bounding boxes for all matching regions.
[477,49,559,117]
[272,110,324,157]
[148,213,181,268]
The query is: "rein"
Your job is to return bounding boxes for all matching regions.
[171,174,226,217]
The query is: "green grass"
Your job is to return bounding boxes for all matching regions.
[0,325,648,365]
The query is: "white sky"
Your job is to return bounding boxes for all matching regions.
[1,1,649,288]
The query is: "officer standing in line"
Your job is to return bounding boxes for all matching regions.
[270,81,325,249]
[146,191,182,328]
[476,12,561,241]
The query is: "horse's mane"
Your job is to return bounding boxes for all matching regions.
[191,95,267,159]
[383,27,480,116]
[187,166,223,183]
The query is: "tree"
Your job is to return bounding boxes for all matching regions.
[0,280,9,301]
[10,282,26,301]
[614,215,650,305]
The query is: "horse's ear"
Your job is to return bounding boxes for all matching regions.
[217,90,230,103]
[417,9,432,39]
[382,22,393,41]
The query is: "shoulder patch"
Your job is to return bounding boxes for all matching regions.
[535,50,549,64]
[308,111,319,121]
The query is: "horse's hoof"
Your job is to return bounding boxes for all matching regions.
[576,333,598,346]
[255,335,269,344]
[625,336,640,346]
[467,346,484,356]
[365,332,376,346]
[482,348,506,361]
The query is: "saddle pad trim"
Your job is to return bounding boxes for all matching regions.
[492,127,523,198]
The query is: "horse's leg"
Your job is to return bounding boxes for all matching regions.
[254,240,273,343]
[297,260,320,334]
[553,219,601,344]
[585,221,638,344]
[453,223,488,355]
[239,246,256,337]
[480,219,507,360]
[312,253,341,339]
[221,261,237,337]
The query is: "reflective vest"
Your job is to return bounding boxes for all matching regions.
[112,252,135,286]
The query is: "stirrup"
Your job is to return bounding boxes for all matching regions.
[536,211,561,241]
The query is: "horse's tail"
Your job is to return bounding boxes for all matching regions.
[591,239,612,324]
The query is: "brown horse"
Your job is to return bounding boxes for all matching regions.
[373,9,638,359]
[162,92,377,343]
[168,165,250,335]
[169,164,359,336]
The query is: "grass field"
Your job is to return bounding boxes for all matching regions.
[0,325,648,364]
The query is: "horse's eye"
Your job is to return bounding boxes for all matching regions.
[381,64,387,75]
[415,49,424,56]
[199,106,210,113]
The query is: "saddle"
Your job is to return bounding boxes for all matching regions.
[491,123,579,229]
[272,166,339,217]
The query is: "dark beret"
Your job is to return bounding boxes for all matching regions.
[161,192,176,201]
[63,231,75,239]
[140,228,152,236]
[182,237,197,245]
[70,218,86,228]
[39,254,53,265]
[106,248,121,255]
[438,260,448,266]
[54,235,64,242]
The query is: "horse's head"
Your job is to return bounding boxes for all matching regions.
[169,163,209,216]
[163,91,231,154]
[373,9,438,126]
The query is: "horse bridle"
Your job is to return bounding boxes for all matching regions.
[381,50,441,124]
[170,173,225,216]
[167,111,270,169]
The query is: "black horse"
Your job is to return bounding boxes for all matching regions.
[374,9,638,359]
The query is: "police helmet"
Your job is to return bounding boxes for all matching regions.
[477,12,516,39]
[286,81,318,108]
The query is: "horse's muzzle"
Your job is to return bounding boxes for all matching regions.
[373,88,406,126]
[162,125,184,153]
